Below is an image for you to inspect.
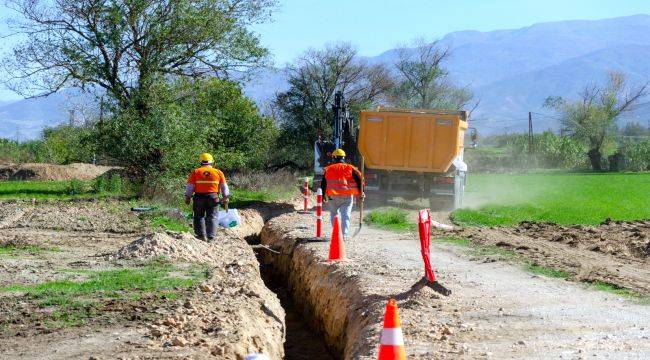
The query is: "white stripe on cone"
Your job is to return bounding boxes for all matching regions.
[379,328,404,346]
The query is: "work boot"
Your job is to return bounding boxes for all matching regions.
[195,234,207,241]
[207,237,215,242]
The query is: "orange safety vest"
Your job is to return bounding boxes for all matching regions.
[187,166,226,194]
[324,163,361,197]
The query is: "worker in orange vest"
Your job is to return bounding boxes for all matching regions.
[184,153,230,241]
[320,149,364,239]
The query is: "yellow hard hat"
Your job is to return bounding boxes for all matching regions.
[332,149,346,157]
[199,153,214,164]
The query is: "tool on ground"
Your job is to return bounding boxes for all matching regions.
[303,177,310,211]
[418,209,452,296]
[352,155,365,238]
[377,298,406,360]
[250,244,281,254]
[316,188,323,238]
[328,215,347,261]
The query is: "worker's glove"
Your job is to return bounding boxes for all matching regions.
[360,193,366,200]
[184,197,191,205]
[222,196,230,212]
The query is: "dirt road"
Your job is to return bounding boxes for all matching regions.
[262,211,650,359]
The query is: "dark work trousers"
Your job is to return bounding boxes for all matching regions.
[192,193,219,239]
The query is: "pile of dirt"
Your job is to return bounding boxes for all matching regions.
[111,230,286,359]
[0,162,115,181]
[523,220,649,260]
[111,232,223,263]
[454,220,650,295]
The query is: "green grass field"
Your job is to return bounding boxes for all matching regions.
[364,207,417,232]
[0,179,125,200]
[453,172,650,226]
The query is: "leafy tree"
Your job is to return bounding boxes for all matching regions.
[390,39,473,110]
[273,43,393,167]
[545,72,647,171]
[3,0,276,110]
[102,77,276,177]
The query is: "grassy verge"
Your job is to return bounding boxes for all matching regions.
[0,260,208,328]
[364,207,417,232]
[149,215,192,232]
[0,175,131,200]
[453,172,650,226]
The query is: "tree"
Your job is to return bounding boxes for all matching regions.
[102,77,276,177]
[273,43,393,167]
[390,39,473,110]
[545,71,648,171]
[3,0,276,110]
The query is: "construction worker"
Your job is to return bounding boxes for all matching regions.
[184,153,229,241]
[320,149,364,239]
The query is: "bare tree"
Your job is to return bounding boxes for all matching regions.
[272,43,393,166]
[2,0,276,110]
[275,43,393,143]
[545,71,648,171]
[391,39,473,110]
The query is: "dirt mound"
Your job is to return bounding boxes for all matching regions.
[112,232,223,263]
[0,162,116,181]
[455,220,650,295]
[511,220,649,261]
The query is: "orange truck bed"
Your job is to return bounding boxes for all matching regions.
[357,109,468,173]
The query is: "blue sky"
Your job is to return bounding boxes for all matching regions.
[1,0,649,101]
[255,0,650,65]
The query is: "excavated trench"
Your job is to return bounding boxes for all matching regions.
[241,204,386,360]
[248,209,390,360]
[239,204,342,359]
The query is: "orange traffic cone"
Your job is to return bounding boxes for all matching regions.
[377,299,406,360]
[328,215,347,261]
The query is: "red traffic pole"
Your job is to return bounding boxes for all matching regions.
[418,209,436,282]
[303,177,309,211]
[316,188,323,237]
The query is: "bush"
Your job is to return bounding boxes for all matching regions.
[93,174,124,194]
[65,179,86,195]
[101,78,278,179]
[620,140,650,171]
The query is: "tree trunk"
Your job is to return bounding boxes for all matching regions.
[587,148,602,171]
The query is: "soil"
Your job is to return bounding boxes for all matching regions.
[0,200,286,359]
[452,219,650,295]
[260,211,650,359]
[1,197,649,359]
[0,163,116,181]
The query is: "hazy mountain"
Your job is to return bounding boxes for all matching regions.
[2,14,650,139]
[0,89,96,140]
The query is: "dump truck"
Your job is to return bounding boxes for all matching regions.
[314,92,469,210]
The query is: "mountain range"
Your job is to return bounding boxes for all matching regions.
[1,14,649,139]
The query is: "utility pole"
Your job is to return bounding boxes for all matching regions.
[68,109,76,126]
[528,111,533,154]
